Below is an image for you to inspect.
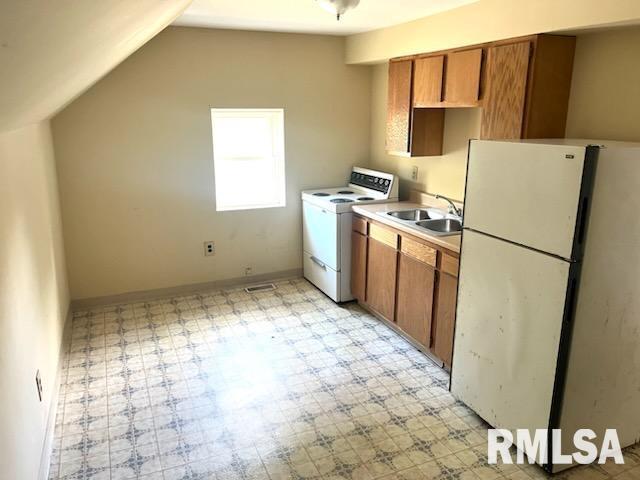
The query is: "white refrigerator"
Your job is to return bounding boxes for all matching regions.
[451,139,640,473]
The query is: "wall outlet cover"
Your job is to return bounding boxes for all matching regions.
[411,165,419,181]
[204,241,215,256]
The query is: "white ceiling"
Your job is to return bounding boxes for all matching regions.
[174,0,479,35]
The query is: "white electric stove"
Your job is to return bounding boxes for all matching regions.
[301,167,398,302]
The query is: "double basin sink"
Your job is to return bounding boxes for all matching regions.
[382,208,462,236]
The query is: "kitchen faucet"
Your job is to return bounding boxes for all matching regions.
[435,194,463,217]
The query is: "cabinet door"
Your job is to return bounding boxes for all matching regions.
[350,231,367,302]
[433,272,458,368]
[386,60,413,154]
[444,49,482,106]
[366,238,398,321]
[413,56,444,107]
[396,253,436,347]
[480,41,531,139]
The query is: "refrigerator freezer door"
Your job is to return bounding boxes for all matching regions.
[451,229,571,438]
[464,141,587,260]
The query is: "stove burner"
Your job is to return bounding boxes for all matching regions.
[337,190,354,194]
[313,192,330,197]
[357,197,374,201]
[330,198,354,204]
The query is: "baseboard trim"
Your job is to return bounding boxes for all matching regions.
[38,304,72,480]
[71,269,303,310]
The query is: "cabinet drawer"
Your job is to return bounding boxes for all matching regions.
[401,237,437,267]
[441,253,459,277]
[370,223,398,249]
[353,216,368,235]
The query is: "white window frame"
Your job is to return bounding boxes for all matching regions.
[211,108,286,212]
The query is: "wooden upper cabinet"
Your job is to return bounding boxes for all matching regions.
[386,59,445,157]
[386,60,413,154]
[523,35,576,138]
[413,56,444,107]
[444,48,483,106]
[480,41,531,140]
[386,34,575,153]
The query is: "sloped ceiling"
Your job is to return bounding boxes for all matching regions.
[0,0,191,133]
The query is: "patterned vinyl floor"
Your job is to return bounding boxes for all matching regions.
[48,278,640,480]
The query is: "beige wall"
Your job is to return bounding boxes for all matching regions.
[0,122,70,480]
[566,27,640,141]
[53,27,371,301]
[346,0,640,64]
[370,26,640,202]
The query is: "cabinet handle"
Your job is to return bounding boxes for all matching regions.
[310,256,326,269]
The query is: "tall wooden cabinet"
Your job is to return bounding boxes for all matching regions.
[385,34,576,153]
[480,41,530,139]
[386,60,413,154]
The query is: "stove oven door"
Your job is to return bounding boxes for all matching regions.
[302,202,340,270]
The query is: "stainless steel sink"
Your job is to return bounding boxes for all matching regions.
[378,207,460,237]
[387,209,432,221]
[415,218,463,236]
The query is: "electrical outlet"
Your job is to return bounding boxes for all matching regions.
[245,267,253,276]
[204,241,215,256]
[35,370,43,402]
[411,165,419,181]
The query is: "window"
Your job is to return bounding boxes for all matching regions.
[211,108,286,211]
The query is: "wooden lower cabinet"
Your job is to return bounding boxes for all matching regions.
[432,271,458,368]
[396,253,436,347]
[365,238,397,321]
[352,216,459,369]
[350,231,367,302]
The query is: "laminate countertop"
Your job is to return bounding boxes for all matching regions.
[352,202,461,254]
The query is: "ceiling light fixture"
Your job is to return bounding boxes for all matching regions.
[315,0,360,21]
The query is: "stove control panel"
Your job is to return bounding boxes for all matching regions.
[350,171,392,194]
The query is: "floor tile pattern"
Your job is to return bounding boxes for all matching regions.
[48,278,640,479]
